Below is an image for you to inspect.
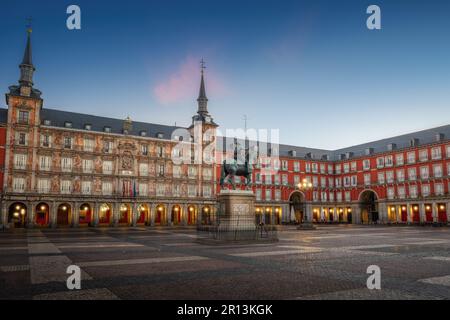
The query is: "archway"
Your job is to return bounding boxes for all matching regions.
[274,207,282,225]
[171,205,181,225]
[155,204,166,225]
[255,207,263,224]
[8,202,27,228]
[359,190,378,224]
[289,191,305,224]
[264,207,272,225]
[56,203,71,226]
[79,203,92,225]
[187,205,196,225]
[201,206,211,225]
[99,203,112,224]
[137,204,148,224]
[119,204,131,224]
[36,203,50,226]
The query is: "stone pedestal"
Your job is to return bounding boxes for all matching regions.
[198,190,278,244]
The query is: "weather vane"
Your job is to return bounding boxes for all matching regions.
[200,58,206,74]
[26,16,33,33]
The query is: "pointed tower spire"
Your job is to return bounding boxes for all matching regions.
[19,22,35,87]
[197,59,208,115]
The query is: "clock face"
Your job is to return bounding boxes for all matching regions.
[205,116,211,123]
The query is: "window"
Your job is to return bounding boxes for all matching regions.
[328,165,334,174]
[64,122,73,128]
[345,191,351,202]
[420,166,429,180]
[104,126,111,133]
[203,168,212,180]
[447,163,450,176]
[256,189,262,201]
[407,152,416,164]
[320,163,326,174]
[84,138,94,152]
[139,163,148,176]
[282,174,288,186]
[188,166,196,178]
[61,180,72,194]
[13,177,25,192]
[14,154,27,170]
[321,177,327,188]
[173,166,181,178]
[293,162,300,172]
[274,174,280,185]
[435,183,444,196]
[39,156,51,171]
[40,134,51,147]
[335,177,342,188]
[350,162,357,172]
[343,176,351,187]
[408,167,417,181]
[386,171,394,184]
[396,169,405,182]
[37,179,50,193]
[328,177,334,187]
[364,173,371,186]
[376,157,384,168]
[313,191,318,202]
[17,132,27,146]
[141,144,148,155]
[447,145,450,158]
[351,175,357,186]
[312,176,318,188]
[305,163,311,173]
[265,189,271,201]
[409,185,418,198]
[395,154,404,166]
[255,173,261,184]
[363,159,370,170]
[433,164,443,178]
[102,161,113,174]
[156,184,165,196]
[387,187,395,200]
[421,184,430,197]
[282,160,288,171]
[343,163,349,173]
[64,136,72,149]
[139,183,148,196]
[81,181,91,195]
[157,146,164,157]
[157,133,164,139]
[431,147,442,160]
[158,164,165,176]
[102,182,112,195]
[385,155,393,167]
[335,164,341,174]
[61,157,72,172]
[203,185,212,197]
[188,185,197,197]
[103,141,113,153]
[18,110,29,124]
[293,175,300,186]
[172,185,180,197]
[419,149,428,162]
[43,119,51,126]
[336,192,343,202]
[84,124,92,130]
[329,192,334,202]
[321,191,327,201]
[398,186,406,199]
[377,172,385,184]
[275,190,281,201]
[82,159,93,173]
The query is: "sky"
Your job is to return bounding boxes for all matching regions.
[0,0,449,150]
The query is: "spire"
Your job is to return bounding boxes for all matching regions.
[19,24,35,87]
[197,59,208,115]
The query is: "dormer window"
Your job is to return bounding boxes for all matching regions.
[104,126,111,133]
[84,124,92,130]
[156,132,164,139]
[43,119,51,126]
[140,131,147,137]
[64,121,73,128]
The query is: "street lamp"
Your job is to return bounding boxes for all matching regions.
[297,178,316,230]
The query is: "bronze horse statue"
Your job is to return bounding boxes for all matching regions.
[220,146,255,189]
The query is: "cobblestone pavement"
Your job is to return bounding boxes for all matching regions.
[1,225,450,300]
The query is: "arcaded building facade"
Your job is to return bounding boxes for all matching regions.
[1,31,450,229]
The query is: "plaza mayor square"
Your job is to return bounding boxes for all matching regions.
[0,0,450,311]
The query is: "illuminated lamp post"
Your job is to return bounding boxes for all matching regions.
[297,179,316,230]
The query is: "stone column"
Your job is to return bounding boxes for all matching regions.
[131,203,138,227]
[419,203,426,223]
[168,204,173,226]
[28,202,36,228]
[333,207,338,223]
[150,203,156,226]
[50,202,57,228]
[406,203,412,224]
[0,201,7,228]
[72,202,79,228]
[93,203,100,227]
[112,203,119,227]
[352,204,360,224]
[432,202,438,223]
[182,204,188,226]
[304,203,312,222]
[378,202,387,224]
[447,201,450,225]
[197,205,202,226]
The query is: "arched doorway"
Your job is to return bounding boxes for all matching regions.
[274,207,282,225]
[155,204,166,225]
[79,203,92,225]
[187,205,196,225]
[137,204,148,225]
[359,190,378,224]
[99,203,112,225]
[56,203,70,226]
[264,207,272,225]
[36,203,50,226]
[201,206,211,225]
[8,202,27,228]
[119,204,130,224]
[171,205,181,225]
[289,191,305,224]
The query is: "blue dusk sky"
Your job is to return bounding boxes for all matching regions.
[0,0,449,149]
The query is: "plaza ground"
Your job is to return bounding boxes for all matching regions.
[1,225,450,300]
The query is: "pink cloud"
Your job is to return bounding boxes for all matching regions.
[153,56,229,105]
